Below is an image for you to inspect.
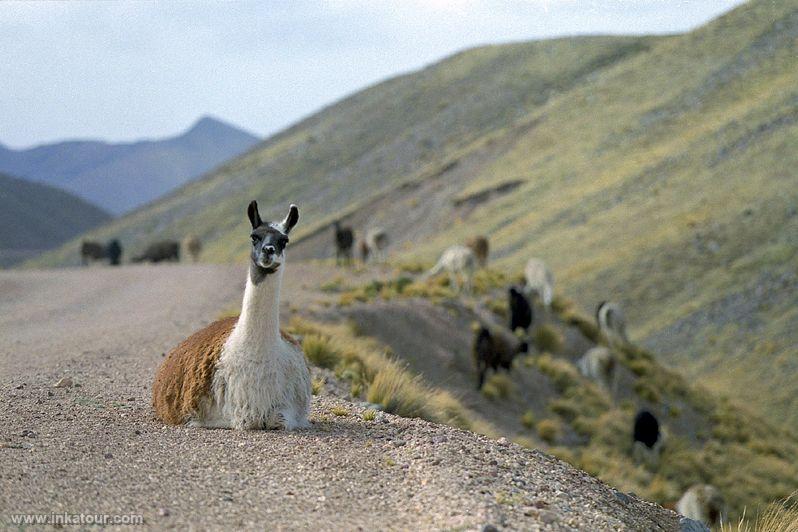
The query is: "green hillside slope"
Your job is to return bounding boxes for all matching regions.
[30,0,797,427]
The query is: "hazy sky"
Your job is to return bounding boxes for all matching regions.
[0,0,744,148]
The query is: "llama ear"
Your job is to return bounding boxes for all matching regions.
[280,204,299,234]
[247,200,262,229]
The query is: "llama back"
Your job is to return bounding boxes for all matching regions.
[152,316,238,424]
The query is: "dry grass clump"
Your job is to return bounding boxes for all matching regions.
[366,364,430,419]
[720,492,798,532]
[481,372,515,400]
[537,418,561,444]
[311,376,325,396]
[362,408,377,421]
[521,410,536,429]
[289,316,492,434]
[534,324,565,353]
[536,353,580,392]
[302,334,342,369]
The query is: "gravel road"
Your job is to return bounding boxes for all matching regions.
[0,264,680,530]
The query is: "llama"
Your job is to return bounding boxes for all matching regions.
[183,236,202,262]
[363,228,389,263]
[81,240,123,266]
[508,287,533,334]
[107,240,123,266]
[524,258,554,308]
[426,245,476,293]
[473,324,528,389]
[465,236,489,268]
[676,484,725,527]
[333,221,354,266]
[597,301,629,347]
[80,241,106,265]
[577,346,617,393]
[632,409,663,467]
[357,239,370,263]
[152,201,311,430]
[132,240,180,263]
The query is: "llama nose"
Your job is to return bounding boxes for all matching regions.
[263,245,276,256]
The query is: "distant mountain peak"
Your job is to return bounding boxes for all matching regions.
[184,115,257,140]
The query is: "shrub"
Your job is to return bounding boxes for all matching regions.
[331,405,348,416]
[534,324,564,353]
[366,365,429,419]
[537,418,561,444]
[549,398,580,421]
[302,334,341,369]
[362,409,376,421]
[481,373,514,400]
[521,410,536,429]
[311,376,325,396]
[537,353,580,393]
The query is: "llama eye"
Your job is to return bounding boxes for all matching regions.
[251,235,261,244]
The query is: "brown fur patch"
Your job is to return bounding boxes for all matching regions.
[152,316,238,425]
[281,329,301,348]
[152,317,305,425]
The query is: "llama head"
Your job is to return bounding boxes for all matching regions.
[247,200,299,277]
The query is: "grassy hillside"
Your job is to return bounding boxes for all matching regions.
[0,173,110,267]
[290,267,798,522]
[31,0,797,428]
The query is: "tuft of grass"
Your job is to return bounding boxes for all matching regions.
[533,324,564,353]
[366,364,430,419]
[302,334,342,369]
[331,405,349,417]
[311,376,325,396]
[721,492,798,532]
[537,418,561,444]
[481,373,514,400]
[362,408,377,421]
[521,410,536,429]
[536,353,580,393]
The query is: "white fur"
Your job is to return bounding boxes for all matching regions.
[365,228,389,262]
[577,346,616,393]
[427,245,476,293]
[598,301,629,347]
[193,257,311,430]
[677,484,725,526]
[524,258,554,307]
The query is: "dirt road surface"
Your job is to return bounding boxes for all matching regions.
[0,264,680,530]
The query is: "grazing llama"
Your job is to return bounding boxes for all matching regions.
[524,258,554,308]
[473,324,528,389]
[577,346,617,393]
[596,301,629,347]
[183,236,202,262]
[427,245,476,293]
[632,409,663,467]
[152,201,311,430]
[363,228,389,263]
[333,221,354,266]
[676,484,726,527]
[132,240,180,263]
[508,287,533,334]
[465,236,489,267]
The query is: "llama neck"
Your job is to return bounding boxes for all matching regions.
[235,263,283,344]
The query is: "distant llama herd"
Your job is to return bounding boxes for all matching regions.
[80,235,202,265]
[139,200,724,528]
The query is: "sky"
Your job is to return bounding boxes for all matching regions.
[0,0,745,149]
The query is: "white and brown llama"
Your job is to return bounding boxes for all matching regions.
[152,201,311,430]
[426,245,476,293]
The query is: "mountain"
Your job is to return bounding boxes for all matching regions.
[29,0,798,429]
[0,173,110,267]
[0,116,259,215]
